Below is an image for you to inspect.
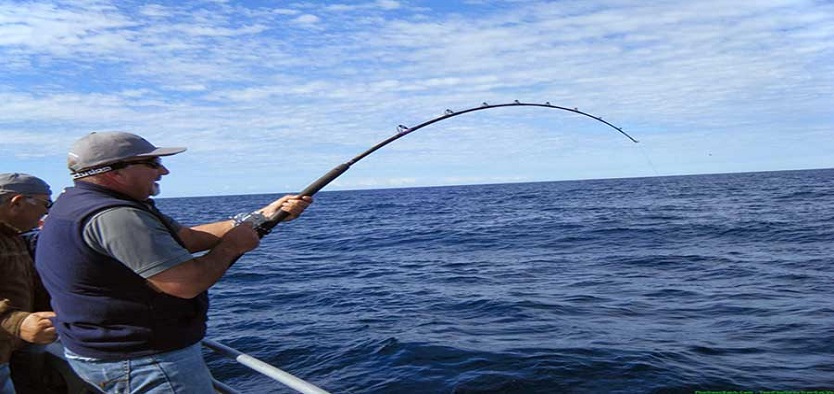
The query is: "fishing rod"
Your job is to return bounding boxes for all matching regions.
[256,100,638,237]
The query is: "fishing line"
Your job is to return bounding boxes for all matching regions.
[635,143,678,198]
[256,101,639,237]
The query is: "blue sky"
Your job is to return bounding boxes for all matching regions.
[1,0,832,197]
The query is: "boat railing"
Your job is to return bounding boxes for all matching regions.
[202,339,332,394]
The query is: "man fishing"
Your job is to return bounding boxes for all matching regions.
[36,131,312,393]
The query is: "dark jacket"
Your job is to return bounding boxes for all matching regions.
[0,223,51,364]
[36,182,208,360]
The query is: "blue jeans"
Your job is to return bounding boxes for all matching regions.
[64,344,214,393]
[0,363,14,394]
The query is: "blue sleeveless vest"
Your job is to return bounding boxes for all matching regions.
[36,182,208,359]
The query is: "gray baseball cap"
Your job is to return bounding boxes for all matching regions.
[68,131,186,174]
[0,173,52,195]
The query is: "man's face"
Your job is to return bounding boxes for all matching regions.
[115,157,169,200]
[1,193,51,232]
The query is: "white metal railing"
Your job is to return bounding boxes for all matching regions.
[202,339,331,394]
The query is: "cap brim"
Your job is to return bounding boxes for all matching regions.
[135,147,187,157]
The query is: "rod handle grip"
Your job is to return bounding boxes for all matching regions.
[255,163,350,237]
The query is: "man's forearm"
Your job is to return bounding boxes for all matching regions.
[0,300,27,339]
[146,236,245,299]
[179,220,236,253]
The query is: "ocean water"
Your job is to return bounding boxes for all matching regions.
[157,168,834,393]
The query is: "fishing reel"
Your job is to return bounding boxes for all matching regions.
[231,211,268,228]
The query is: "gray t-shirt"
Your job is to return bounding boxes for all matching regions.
[83,207,194,278]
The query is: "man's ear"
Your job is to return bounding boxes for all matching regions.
[8,194,28,207]
[102,170,129,186]
[2,194,31,215]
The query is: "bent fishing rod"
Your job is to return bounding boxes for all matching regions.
[256,100,638,237]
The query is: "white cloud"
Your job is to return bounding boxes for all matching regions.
[292,14,320,25]
[272,8,300,16]
[138,4,171,18]
[376,0,401,10]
